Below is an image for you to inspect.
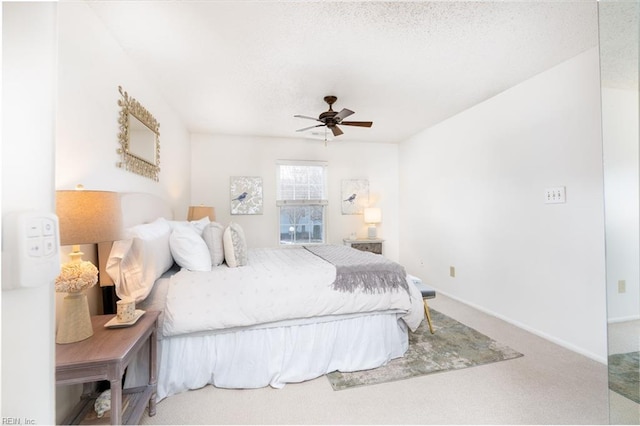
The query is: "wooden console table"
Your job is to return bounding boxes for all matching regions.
[56,311,159,425]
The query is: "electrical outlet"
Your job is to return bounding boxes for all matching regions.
[449,266,456,278]
[544,186,566,204]
[618,280,626,293]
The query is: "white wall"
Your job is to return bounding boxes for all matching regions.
[56,1,191,212]
[190,134,401,261]
[54,3,192,421]
[399,47,608,362]
[602,87,640,322]
[1,3,57,423]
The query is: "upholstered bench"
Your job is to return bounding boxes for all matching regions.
[409,275,436,334]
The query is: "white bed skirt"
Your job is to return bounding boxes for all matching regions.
[127,312,409,401]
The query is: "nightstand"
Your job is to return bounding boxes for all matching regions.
[56,311,159,425]
[343,238,384,255]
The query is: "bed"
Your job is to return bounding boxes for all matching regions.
[103,193,424,401]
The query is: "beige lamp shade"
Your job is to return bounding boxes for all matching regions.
[56,189,123,245]
[188,205,216,221]
[364,207,382,224]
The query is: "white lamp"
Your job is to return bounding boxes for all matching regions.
[364,207,382,239]
[55,187,122,344]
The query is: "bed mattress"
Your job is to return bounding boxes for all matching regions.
[163,247,422,336]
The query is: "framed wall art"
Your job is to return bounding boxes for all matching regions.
[341,179,369,214]
[230,176,263,215]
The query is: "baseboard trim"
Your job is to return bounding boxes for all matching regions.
[608,314,640,324]
[435,290,608,365]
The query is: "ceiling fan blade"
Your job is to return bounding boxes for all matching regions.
[341,121,373,128]
[334,108,355,121]
[330,125,343,137]
[294,114,321,122]
[296,124,325,132]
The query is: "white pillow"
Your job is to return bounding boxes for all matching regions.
[169,225,212,271]
[168,217,210,234]
[202,222,225,266]
[223,222,247,268]
[107,217,173,303]
[126,216,171,239]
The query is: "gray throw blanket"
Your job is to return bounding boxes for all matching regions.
[305,245,409,295]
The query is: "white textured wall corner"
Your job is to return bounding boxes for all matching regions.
[399,47,607,362]
[2,2,58,423]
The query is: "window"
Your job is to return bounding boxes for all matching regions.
[276,160,328,245]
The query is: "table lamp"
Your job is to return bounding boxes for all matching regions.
[187,205,216,221]
[55,187,122,344]
[364,207,382,239]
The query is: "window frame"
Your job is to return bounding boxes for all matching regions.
[276,160,328,245]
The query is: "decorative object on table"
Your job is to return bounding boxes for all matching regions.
[94,389,111,418]
[104,309,146,328]
[55,186,122,344]
[364,207,382,238]
[230,176,263,215]
[116,299,136,322]
[187,205,216,221]
[326,309,523,390]
[341,179,369,214]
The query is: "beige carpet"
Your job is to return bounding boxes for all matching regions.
[140,294,609,425]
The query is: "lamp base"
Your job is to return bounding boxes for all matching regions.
[367,225,377,239]
[56,292,93,344]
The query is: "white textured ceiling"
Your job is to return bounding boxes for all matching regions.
[87,1,600,143]
[599,0,639,90]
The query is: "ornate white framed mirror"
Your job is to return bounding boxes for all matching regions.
[117,86,160,181]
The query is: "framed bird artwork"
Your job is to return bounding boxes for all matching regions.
[230,176,263,215]
[341,179,369,214]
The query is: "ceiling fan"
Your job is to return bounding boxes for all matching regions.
[294,96,373,137]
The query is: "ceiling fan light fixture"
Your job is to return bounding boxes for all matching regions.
[294,96,373,138]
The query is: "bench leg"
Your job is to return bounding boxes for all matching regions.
[423,299,434,334]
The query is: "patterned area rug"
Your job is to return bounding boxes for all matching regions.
[326,309,523,390]
[608,351,640,403]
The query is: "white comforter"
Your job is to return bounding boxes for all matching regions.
[163,247,423,337]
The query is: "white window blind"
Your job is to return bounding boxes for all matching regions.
[276,160,328,244]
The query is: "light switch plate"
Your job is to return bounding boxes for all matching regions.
[544,186,566,204]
